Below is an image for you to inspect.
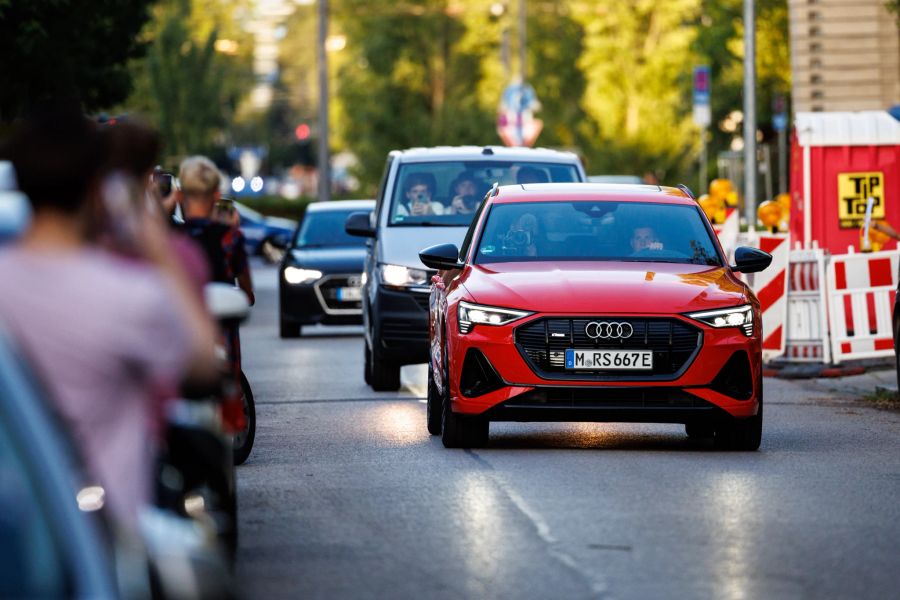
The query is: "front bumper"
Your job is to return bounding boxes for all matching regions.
[369,285,431,365]
[447,313,762,421]
[280,273,364,326]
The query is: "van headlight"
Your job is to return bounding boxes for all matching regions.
[380,264,428,288]
[687,304,753,336]
[458,300,533,334]
[284,267,322,285]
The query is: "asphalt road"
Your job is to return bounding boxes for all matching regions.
[236,262,900,600]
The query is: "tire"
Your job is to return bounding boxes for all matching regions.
[280,319,301,339]
[370,347,401,392]
[714,385,763,451]
[426,361,442,435]
[233,371,256,465]
[685,422,715,439]
[364,343,373,385]
[440,345,488,448]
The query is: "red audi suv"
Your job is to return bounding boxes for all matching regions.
[419,183,772,450]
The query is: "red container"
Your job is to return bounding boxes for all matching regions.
[790,111,900,254]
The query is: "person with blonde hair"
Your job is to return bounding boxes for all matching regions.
[179,157,255,429]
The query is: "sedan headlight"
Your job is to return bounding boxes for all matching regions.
[687,304,753,336]
[380,264,428,288]
[458,300,533,334]
[284,267,323,285]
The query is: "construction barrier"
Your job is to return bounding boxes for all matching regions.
[784,247,831,363]
[739,234,790,362]
[825,249,899,363]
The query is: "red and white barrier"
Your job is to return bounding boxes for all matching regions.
[783,248,831,363]
[712,207,739,259]
[740,233,790,361]
[826,249,899,363]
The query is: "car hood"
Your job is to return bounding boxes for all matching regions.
[287,247,366,272]
[265,216,297,233]
[380,226,469,270]
[460,261,747,314]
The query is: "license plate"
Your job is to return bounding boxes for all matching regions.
[336,287,362,302]
[565,349,653,370]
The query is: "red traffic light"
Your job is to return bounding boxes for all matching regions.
[295,123,311,140]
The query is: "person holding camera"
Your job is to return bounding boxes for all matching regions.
[0,104,217,533]
[449,171,482,215]
[397,173,443,217]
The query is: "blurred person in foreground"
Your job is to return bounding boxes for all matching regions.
[0,104,218,533]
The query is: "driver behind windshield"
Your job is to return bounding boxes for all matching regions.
[397,173,444,217]
[630,226,663,253]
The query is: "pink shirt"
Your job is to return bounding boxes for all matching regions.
[0,247,191,529]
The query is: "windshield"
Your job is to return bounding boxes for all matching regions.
[295,210,368,248]
[389,160,581,227]
[474,201,722,266]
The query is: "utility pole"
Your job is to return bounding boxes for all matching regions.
[519,0,526,80]
[743,0,757,227]
[317,0,330,202]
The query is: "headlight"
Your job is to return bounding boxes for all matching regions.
[458,300,533,334]
[284,267,322,285]
[687,304,753,336]
[380,263,428,288]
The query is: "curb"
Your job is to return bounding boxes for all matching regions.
[763,358,892,380]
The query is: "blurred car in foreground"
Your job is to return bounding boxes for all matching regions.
[420,183,772,450]
[279,199,374,338]
[234,200,296,260]
[0,327,235,598]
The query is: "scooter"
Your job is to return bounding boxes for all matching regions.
[154,283,253,563]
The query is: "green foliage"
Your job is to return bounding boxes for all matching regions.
[335,0,495,188]
[124,0,254,162]
[0,0,153,122]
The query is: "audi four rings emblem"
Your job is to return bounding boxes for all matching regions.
[585,321,633,340]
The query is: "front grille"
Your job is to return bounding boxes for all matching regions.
[515,317,701,381]
[411,292,430,312]
[504,387,709,409]
[314,274,363,313]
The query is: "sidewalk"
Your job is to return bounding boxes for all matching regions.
[773,363,898,402]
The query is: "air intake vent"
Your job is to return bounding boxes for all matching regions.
[459,349,504,398]
[711,351,753,400]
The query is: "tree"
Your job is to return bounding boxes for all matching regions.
[0,0,153,122]
[333,0,495,189]
[575,0,702,181]
[123,0,254,163]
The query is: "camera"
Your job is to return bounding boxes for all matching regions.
[152,169,175,197]
[414,192,428,203]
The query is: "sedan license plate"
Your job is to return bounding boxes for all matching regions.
[336,287,362,302]
[565,349,653,370]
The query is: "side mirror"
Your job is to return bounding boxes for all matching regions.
[345,211,375,238]
[419,243,463,271]
[732,246,772,273]
[204,283,251,324]
[270,233,290,250]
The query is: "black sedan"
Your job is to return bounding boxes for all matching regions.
[279,200,374,338]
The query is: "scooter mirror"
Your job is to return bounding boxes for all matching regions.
[204,283,251,324]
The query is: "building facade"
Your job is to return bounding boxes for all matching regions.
[788,0,900,112]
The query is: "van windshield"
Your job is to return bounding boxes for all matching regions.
[389,161,581,227]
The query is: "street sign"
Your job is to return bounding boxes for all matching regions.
[838,171,884,229]
[773,95,788,132]
[693,65,711,128]
[497,80,543,147]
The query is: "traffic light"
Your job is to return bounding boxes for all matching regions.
[295,123,311,141]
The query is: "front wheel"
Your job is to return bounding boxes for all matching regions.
[714,390,762,451]
[280,319,301,339]
[440,345,488,448]
[426,362,442,435]
[370,345,401,392]
[233,371,256,465]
